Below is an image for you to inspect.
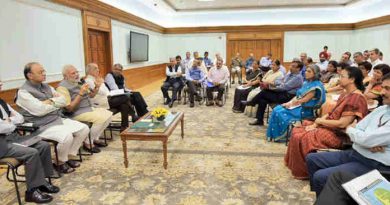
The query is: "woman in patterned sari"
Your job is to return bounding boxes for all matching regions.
[267,64,326,141]
[285,66,368,179]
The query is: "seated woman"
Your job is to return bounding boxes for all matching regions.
[364,64,390,106]
[267,64,325,141]
[244,59,284,116]
[284,66,368,179]
[320,60,338,84]
[358,61,372,86]
[232,60,262,113]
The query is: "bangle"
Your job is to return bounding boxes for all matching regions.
[78,93,83,97]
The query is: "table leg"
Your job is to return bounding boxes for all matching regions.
[181,115,184,139]
[122,139,128,168]
[163,140,168,169]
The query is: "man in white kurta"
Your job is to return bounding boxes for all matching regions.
[16,62,89,174]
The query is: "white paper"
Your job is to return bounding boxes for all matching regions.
[342,169,388,205]
[332,94,340,101]
[237,85,251,90]
[108,89,125,97]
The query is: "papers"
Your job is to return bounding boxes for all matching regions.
[286,104,301,110]
[237,85,251,90]
[342,170,390,205]
[331,94,340,101]
[108,89,125,97]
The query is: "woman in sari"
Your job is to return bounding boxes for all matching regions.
[232,60,262,113]
[244,59,284,116]
[364,64,390,106]
[285,66,368,179]
[267,64,326,141]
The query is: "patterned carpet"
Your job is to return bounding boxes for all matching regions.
[0,85,315,205]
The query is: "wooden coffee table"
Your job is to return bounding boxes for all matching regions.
[120,112,184,169]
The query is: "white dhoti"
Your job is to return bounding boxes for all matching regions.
[38,118,89,162]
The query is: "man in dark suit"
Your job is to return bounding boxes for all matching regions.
[0,81,59,203]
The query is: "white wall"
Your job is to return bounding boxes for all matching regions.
[0,0,84,90]
[111,20,166,69]
[284,30,353,62]
[284,25,390,62]
[164,33,227,61]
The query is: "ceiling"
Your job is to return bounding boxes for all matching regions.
[163,0,359,12]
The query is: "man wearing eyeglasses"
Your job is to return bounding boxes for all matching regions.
[306,72,390,199]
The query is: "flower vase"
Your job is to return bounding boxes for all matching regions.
[156,115,165,121]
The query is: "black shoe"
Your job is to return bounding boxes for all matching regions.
[38,183,60,194]
[238,80,242,85]
[190,102,194,108]
[216,100,223,107]
[241,100,254,106]
[55,163,75,174]
[232,108,243,113]
[131,115,139,123]
[249,120,264,126]
[94,140,107,147]
[83,145,101,153]
[206,101,214,106]
[67,160,80,168]
[168,100,175,108]
[164,98,171,105]
[232,81,235,84]
[25,189,53,204]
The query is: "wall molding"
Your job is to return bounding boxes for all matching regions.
[50,0,164,33]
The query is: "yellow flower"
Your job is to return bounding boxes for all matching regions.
[151,107,169,118]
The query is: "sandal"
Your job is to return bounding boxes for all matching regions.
[93,140,107,147]
[66,160,80,168]
[55,163,75,174]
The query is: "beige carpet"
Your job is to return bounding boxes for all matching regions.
[0,85,315,205]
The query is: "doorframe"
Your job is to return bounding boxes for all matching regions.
[226,32,284,67]
[82,10,113,76]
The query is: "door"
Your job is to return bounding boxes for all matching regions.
[87,29,110,76]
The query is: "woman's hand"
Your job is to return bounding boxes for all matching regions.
[305,123,318,131]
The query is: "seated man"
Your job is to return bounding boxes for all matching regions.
[186,59,206,107]
[161,57,183,108]
[85,63,138,131]
[306,72,390,197]
[259,53,272,73]
[245,53,255,75]
[245,61,304,126]
[57,65,112,153]
[0,81,59,203]
[206,58,230,107]
[230,52,243,84]
[105,63,148,116]
[17,62,89,174]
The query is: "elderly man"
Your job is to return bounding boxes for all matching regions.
[1,80,59,203]
[186,60,206,107]
[316,53,329,74]
[105,63,148,116]
[300,52,308,79]
[85,63,138,131]
[161,57,183,108]
[369,48,384,76]
[17,62,89,174]
[307,72,390,198]
[57,65,112,154]
[230,52,243,84]
[351,51,365,67]
[206,59,230,107]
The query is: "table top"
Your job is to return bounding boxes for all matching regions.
[120,112,184,138]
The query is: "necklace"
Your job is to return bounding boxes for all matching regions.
[378,114,390,127]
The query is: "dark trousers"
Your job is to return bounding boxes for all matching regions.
[206,84,225,101]
[250,89,294,123]
[3,140,53,190]
[187,81,201,103]
[109,95,136,128]
[129,91,148,116]
[306,149,390,196]
[232,87,252,111]
[161,81,181,101]
[315,171,357,205]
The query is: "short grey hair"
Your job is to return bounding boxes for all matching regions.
[86,63,98,74]
[62,64,75,77]
[307,64,321,80]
